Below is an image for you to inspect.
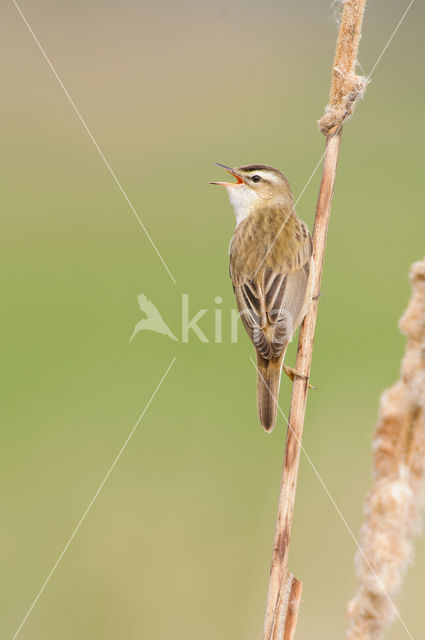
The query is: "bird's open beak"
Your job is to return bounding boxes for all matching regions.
[210,163,244,186]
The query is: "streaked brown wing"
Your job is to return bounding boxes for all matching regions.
[232,257,312,360]
[266,262,311,355]
[229,208,313,359]
[234,281,273,359]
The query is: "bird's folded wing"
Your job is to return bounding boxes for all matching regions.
[233,256,312,360]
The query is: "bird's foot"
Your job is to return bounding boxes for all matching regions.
[283,364,317,390]
[312,291,325,301]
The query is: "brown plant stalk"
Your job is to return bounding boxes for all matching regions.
[263,2,367,638]
[347,257,425,640]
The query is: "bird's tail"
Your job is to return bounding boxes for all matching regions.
[256,351,285,432]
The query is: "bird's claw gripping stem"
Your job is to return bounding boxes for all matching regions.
[283,364,317,390]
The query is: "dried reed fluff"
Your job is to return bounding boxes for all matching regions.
[319,0,367,136]
[347,257,425,639]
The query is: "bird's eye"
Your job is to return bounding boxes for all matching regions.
[251,175,261,183]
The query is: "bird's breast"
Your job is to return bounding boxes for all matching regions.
[230,207,298,284]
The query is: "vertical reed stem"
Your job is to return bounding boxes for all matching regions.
[263,2,367,637]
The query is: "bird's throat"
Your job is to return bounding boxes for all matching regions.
[226,185,259,227]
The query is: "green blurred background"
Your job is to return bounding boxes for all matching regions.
[2,1,424,638]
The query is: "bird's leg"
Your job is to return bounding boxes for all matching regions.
[283,364,317,390]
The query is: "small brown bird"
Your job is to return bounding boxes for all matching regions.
[212,163,314,432]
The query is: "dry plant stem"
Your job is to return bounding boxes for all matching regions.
[347,258,425,640]
[319,0,367,136]
[263,130,342,640]
[264,1,367,637]
[268,571,303,640]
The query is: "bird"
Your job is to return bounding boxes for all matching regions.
[211,163,314,432]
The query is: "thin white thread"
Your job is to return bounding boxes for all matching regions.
[10,0,417,636]
[10,357,176,640]
[367,0,415,79]
[250,357,414,640]
[12,0,176,285]
[250,0,415,282]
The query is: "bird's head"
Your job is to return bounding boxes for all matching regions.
[211,163,293,223]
